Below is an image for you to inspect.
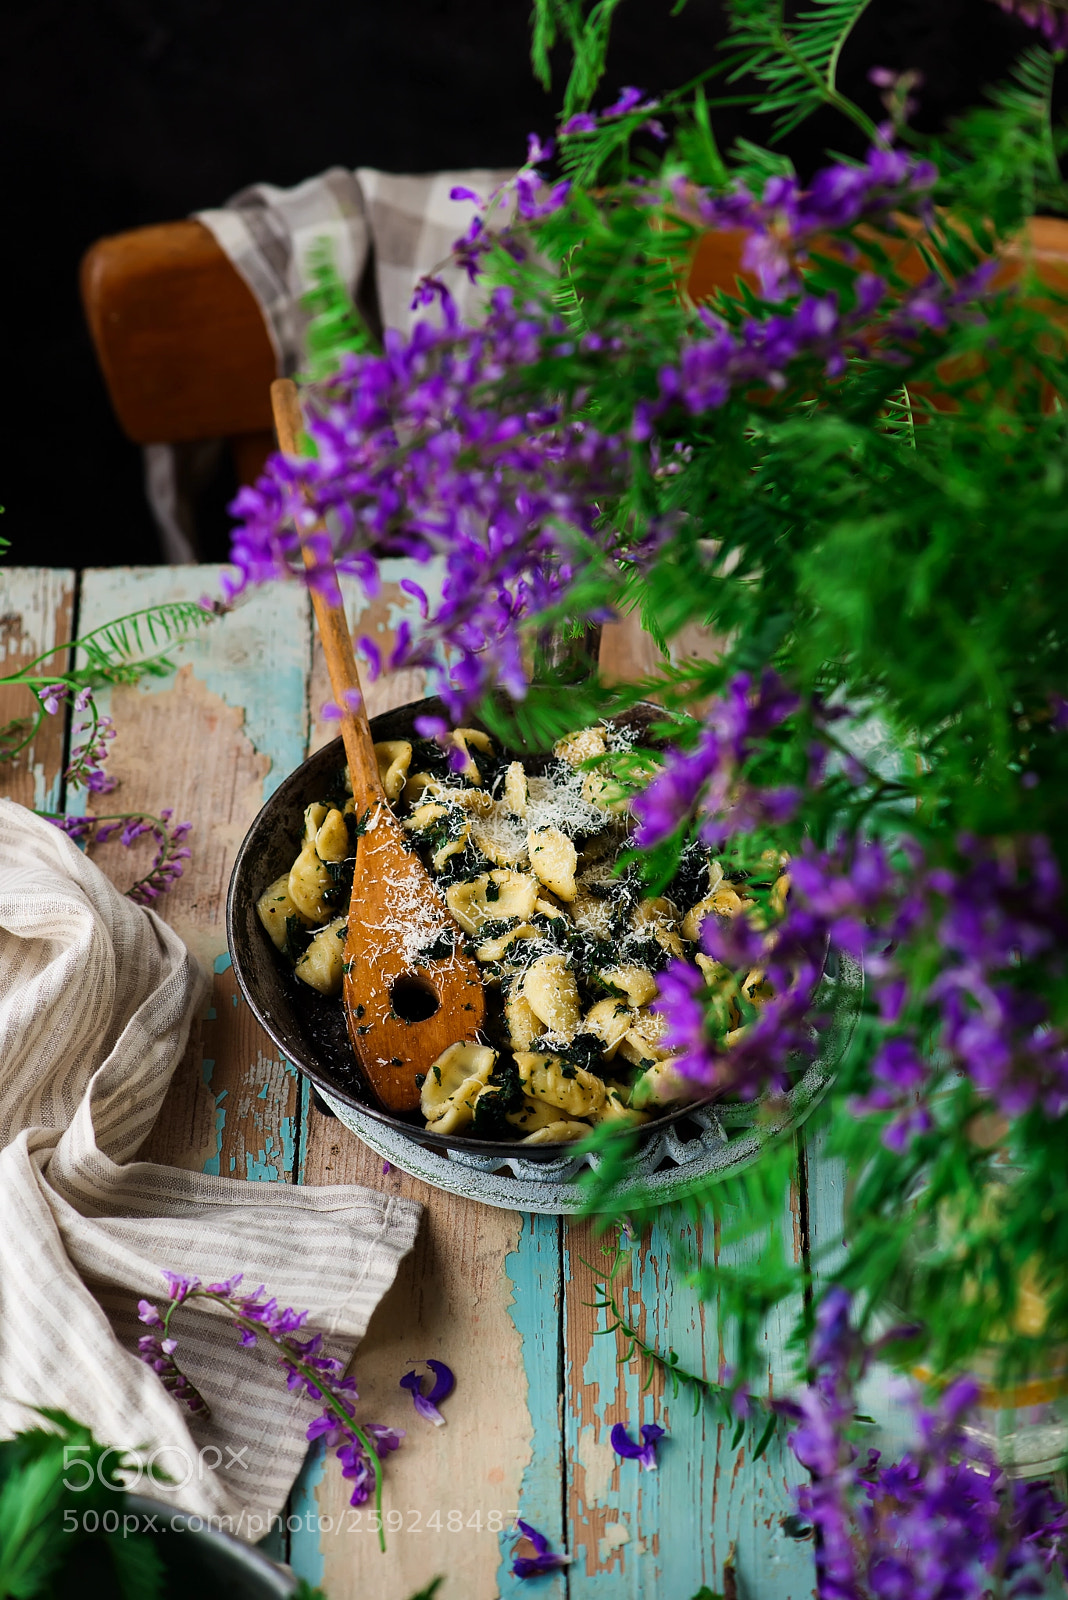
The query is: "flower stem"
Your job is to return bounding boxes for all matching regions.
[191,1292,388,1554]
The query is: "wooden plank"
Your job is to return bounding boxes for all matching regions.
[563,1189,815,1599]
[570,615,813,1596]
[600,610,663,688]
[294,567,567,1598]
[69,565,312,1179]
[291,1116,565,1600]
[0,568,76,813]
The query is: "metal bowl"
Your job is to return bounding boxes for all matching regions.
[226,695,718,1163]
[124,1495,296,1597]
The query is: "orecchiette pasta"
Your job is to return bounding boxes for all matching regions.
[257,873,308,952]
[294,915,348,995]
[446,871,540,935]
[517,953,582,1040]
[288,839,336,923]
[261,719,788,1143]
[527,827,578,901]
[514,1053,606,1118]
[420,1041,497,1132]
[375,740,412,802]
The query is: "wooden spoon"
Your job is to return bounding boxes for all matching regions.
[271,378,485,1113]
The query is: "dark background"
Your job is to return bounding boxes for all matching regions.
[0,0,1047,569]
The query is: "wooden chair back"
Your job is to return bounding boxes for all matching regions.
[80,210,1068,499]
[80,220,277,486]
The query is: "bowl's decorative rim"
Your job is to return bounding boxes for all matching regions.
[226,699,862,1191]
[316,992,857,1213]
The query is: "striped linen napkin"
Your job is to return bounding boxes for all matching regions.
[0,800,420,1520]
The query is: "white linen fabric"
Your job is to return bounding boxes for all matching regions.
[0,800,421,1519]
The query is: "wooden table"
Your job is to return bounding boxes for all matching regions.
[0,562,848,1600]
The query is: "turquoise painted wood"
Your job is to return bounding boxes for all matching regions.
[564,1197,815,1600]
[70,564,312,810]
[496,1213,568,1599]
[46,565,839,1596]
[287,1440,329,1589]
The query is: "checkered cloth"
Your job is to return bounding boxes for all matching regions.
[196,162,516,370]
[146,164,515,562]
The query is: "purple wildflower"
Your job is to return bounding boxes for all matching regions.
[137,1331,210,1416]
[400,1359,455,1426]
[227,287,625,720]
[139,1272,403,1525]
[37,683,68,715]
[526,132,553,165]
[602,86,651,116]
[784,1288,1068,1597]
[205,1273,245,1296]
[844,834,1068,1139]
[511,1520,572,1579]
[610,1421,665,1470]
[42,810,193,904]
[48,813,96,842]
[677,144,937,301]
[161,1272,200,1304]
[632,670,799,849]
[652,261,978,418]
[136,1293,209,1415]
[323,1420,402,1506]
[124,811,193,906]
[65,708,118,795]
[639,673,1068,1136]
[331,1423,405,1506]
[990,0,1068,49]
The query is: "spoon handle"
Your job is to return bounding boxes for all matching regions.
[270,378,384,809]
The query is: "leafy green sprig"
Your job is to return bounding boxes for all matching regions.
[590,1244,782,1458]
[0,1409,166,1600]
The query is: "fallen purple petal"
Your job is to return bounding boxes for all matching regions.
[400,1359,455,1426]
[512,1519,572,1578]
[610,1421,665,1471]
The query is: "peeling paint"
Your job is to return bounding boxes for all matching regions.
[577,1423,618,1504]
[598,1520,630,1563]
[202,1090,227,1177]
[496,1213,566,1600]
[245,1134,280,1182]
[279,1115,296,1175]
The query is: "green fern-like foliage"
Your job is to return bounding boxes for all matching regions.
[926,47,1065,237]
[72,601,217,682]
[0,1410,164,1600]
[722,0,880,142]
[530,0,629,116]
[300,237,378,384]
[0,601,217,703]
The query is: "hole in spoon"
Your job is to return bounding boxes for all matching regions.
[390,974,441,1023]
